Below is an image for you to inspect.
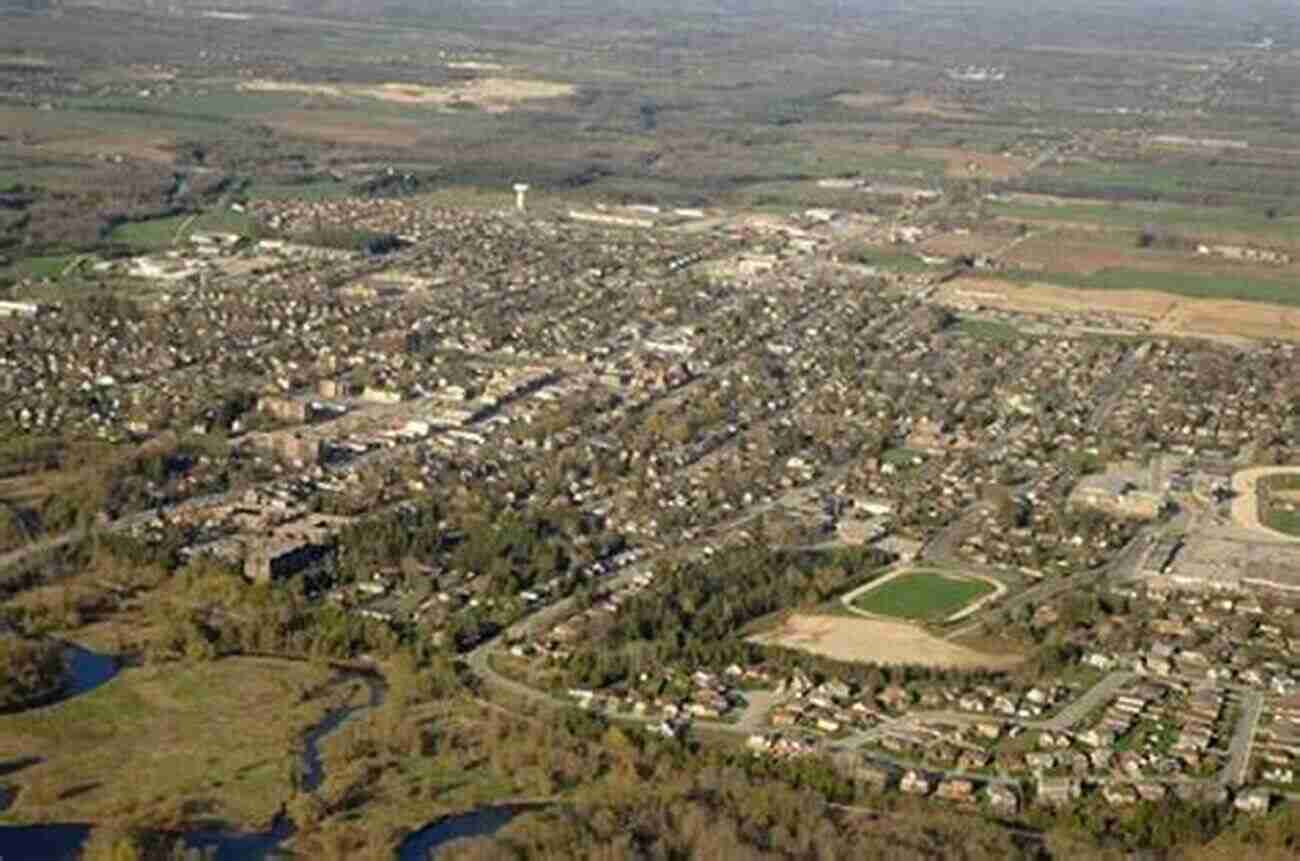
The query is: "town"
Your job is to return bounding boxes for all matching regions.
[3,184,1298,828]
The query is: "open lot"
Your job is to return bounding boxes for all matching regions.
[239,77,576,114]
[849,569,995,622]
[753,614,1022,670]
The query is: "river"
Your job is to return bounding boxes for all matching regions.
[0,659,373,859]
[396,804,541,860]
[0,656,522,860]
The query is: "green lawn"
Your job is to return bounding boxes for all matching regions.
[108,214,192,250]
[0,254,77,280]
[954,317,1029,342]
[853,570,994,621]
[1266,508,1300,536]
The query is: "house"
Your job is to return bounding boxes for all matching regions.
[878,685,911,710]
[958,750,992,771]
[1135,782,1167,802]
[1037,776,1082,806]
[1103,783,1138,806]
[985,784,1018,814]
[1234,787,1271,815]
[936,778,975,803]
[900,770,932,796]
[1079,728,1116,749]
[831,752,891,790]
[0,301,39,318]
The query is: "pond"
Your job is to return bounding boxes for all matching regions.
[61,643,119,700]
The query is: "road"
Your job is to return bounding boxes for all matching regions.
[0,529,86,579]
[1222,690,1264,787]
[943,533,1150,641]
[1036,671,1135,732]
[846,671,1136,749]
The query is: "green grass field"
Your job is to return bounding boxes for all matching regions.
[853,570,994,621]
[0,254,77,280]
[954,317,1029,342]
[1266,509,1300,536]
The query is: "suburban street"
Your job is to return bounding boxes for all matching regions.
[1222,690,1265,788]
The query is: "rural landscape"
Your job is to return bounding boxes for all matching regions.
[2,0,1300,858]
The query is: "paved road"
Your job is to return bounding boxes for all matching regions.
[1036,671,1135,731]
[848,671,1136,749]
[1222,690,1264,787]
[943,533,1150,641]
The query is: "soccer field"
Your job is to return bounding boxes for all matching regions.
[852,570,995,621]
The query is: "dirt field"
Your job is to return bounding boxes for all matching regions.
[935,277,1300,342]
[892,96,980,122]
[938,276,1177,319]
[264,111,428,147]
[918,232,1010,257]
[752,614,1022,669]
[831,91,896,109]
[239,77,575,113]
[914,147,1029,179]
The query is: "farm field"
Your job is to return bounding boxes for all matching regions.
[935,277,1300,343]
[850,570,995,622]
[991,199,1300,248]
[1004,266,1300,308]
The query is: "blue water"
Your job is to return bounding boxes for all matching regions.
[62,645,118,698]
[396,805,537,861]
[0,824,90,860]
[179,819,294,859]
[0,821,296,860]
[300,673,383,793]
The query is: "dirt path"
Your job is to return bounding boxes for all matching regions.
[1230,466,1300,543]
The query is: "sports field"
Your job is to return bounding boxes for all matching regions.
[852,570,994,621]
